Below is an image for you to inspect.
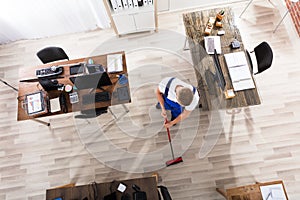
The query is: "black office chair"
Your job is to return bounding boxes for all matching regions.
[37,46,69,64]
[157,185,172,200]
[247,41,273,75]
[75,107,108,119]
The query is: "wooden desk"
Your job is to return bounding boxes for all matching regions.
[183,7,261,111]
[217,180,288,200]
[46,177,159,200]
[17,51,131,121]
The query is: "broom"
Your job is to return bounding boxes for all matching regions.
[165,119,183,167]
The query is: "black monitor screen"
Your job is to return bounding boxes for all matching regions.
[213,49,226,91]
[69,72,112,90]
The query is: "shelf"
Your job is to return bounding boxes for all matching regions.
[103,0,157,36]
[111,6,154,16]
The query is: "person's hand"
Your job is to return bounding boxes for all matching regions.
[164,121,173,128]
[161,108,167,119]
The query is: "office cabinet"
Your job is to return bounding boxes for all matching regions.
[134,11,155,31]
[103,0,158,36]
[157,0,169,11]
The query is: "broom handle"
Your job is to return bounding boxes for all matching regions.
[165,119,172,142]
[165,119,175,159]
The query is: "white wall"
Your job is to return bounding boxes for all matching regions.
[0,0,110,44]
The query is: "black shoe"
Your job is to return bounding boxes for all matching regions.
[156,102,161,109]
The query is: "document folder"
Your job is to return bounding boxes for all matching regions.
[116,0,123,10]
[122,0,129,9]
[132,0,139,7]
[110,0,118,12]
[127,0,133,8]
[224,51,255,91]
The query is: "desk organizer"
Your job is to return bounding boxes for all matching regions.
[204,17,216,35]
[216,10,225,21]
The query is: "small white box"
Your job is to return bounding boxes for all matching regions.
[117,183,127,192]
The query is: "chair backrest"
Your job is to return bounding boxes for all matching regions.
[158,185,172,200]
[253,41,273,75]
[37,46,69,64]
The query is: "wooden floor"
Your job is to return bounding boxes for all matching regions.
[1,1,300,199]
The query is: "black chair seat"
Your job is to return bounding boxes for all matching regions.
[37,47,69,64]
[253,41,273,75]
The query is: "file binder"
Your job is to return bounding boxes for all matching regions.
[110,0,118,12]
[127,0,133,8]
[116,0,123,10]
[137,0,143,6]
[148,0,153,5]
[132,0,139,7]
[143,0,148,5]
[122,0,129,9]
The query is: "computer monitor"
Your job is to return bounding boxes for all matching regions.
[69,72,112,90]
[213,49,226,91]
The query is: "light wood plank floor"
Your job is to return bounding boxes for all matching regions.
[0,1,300,199]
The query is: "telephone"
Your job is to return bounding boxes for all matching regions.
[231,39,240,49]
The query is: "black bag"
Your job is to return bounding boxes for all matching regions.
[38,78,62,91]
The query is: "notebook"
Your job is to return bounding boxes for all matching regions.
[204,36,222,54]
[224,51,255,91]
[50,97,61,113]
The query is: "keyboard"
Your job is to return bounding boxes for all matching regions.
[36,66,63,78]
[82,91,111,105]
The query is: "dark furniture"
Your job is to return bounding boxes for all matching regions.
[46,177,159,200]
[251,41,273,75]
[37,46,69,64]
[17,52,131,121]
[183,7,261,110]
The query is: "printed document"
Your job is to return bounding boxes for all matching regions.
[224,51,255,91]
[107,54,123,73]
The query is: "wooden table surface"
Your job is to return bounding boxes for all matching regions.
[219,180,288,200]
[17,51,131,121]
[46,177,159,200]
[183,7,261,111]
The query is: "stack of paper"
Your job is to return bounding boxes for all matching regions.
[107,54,123,73]
[204,36,222,54]
[50,97,61,113]
[260,184,287,200]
